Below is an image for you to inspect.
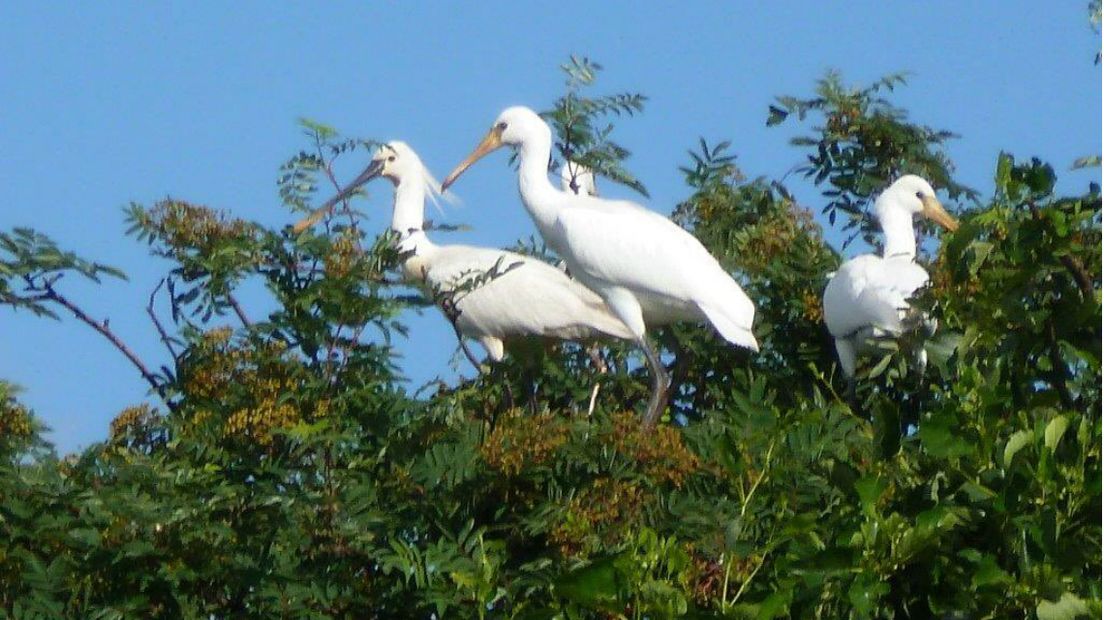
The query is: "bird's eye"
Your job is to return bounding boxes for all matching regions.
[388,156,396,162]
[915,191,924,199]
[495,121,508,131]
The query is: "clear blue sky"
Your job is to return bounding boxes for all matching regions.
[1,3,1099,454]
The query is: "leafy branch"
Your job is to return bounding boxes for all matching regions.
[768,71,978,248]
[542,55,650,197]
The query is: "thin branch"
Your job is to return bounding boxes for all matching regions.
[147,279,179,359]
[1059,255,1094,299]
[39,278,166,400]
[226,293,253,328]
[453,323,486,374]
[319,146,359,232]
[1028,201,1095,299]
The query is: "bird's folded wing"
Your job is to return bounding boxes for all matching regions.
[826,257,930,337]
[554,202,725,298]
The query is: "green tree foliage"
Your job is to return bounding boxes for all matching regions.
[0,57,1099,618]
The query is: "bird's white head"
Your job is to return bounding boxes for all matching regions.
[493,106,549,147]
[441,106,551,191]
[373,142,444,193]
[291,140,445,234]
[876,174,959,231]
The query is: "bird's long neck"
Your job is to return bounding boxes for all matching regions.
[392,177,432,253]
[515,128,560,234]
[877,203,916,260]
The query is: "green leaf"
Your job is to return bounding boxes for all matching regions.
[555,554,626,607]
[1003,429,1033,468]
[854,476,886,516]
[919,419,971,459]
[766,105,789,127]
[1036,592,1090,620]
[970,554,1012,588]
[1044,415,1070,452]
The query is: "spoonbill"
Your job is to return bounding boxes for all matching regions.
[821,174,959,378]
[441,107,758,426]
[294,141,633,371]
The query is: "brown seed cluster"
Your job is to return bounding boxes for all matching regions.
[0,397,33,440]
[179,329,326,447]
[739,207,822,275]
[481,411,570,476]
[109,404,159,442]
[928,248,981,300]
[603,412,700,488]
[323,229,364,280]
[148,200,255,255]
[550,477,648,557]
[801,289,824,323]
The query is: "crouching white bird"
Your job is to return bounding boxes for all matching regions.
[822,174,959,378]
[441,107,758,427]
[294,141,633,366]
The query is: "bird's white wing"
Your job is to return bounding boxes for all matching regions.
[420,244,632,342]
[823,254,930,338]
[551,197,756,347]
[554,197,731,301]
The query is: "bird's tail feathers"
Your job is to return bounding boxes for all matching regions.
[699,302,759,352]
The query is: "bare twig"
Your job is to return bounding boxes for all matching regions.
[34,276,166,400]
[226,293,253,328]
[320,148,359,232]
[147,279,179,359]
[453,325,486,374]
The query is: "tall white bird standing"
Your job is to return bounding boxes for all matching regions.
[441,107,759,426]
[821,174,959,378]
[294,141,633,373]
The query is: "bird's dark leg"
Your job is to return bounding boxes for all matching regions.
[658,330,690,417]
[585,344,608,418]
[492,361,515,413]
[640,337,671,428]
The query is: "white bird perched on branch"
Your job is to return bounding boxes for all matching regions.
[294,141,633,367]
[441,107,758,427]
[821,174,959,378]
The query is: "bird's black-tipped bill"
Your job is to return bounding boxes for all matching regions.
[292,159,385,234]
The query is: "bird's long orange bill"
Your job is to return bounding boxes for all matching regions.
[921,195,959,232]
[440,126,504,191]
[292,159,384,234]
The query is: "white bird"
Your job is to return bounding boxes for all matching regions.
[441,107,758,426]
[821,174,959,378]
[294,141,633,367]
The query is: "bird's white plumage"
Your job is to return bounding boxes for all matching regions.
[823,255,929,338]
[470,107,758,351]
[442,107,757,425]
[375,142,632,362]
[410,240,633,360]
[552,196,756,338]
[822,174,955,377]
